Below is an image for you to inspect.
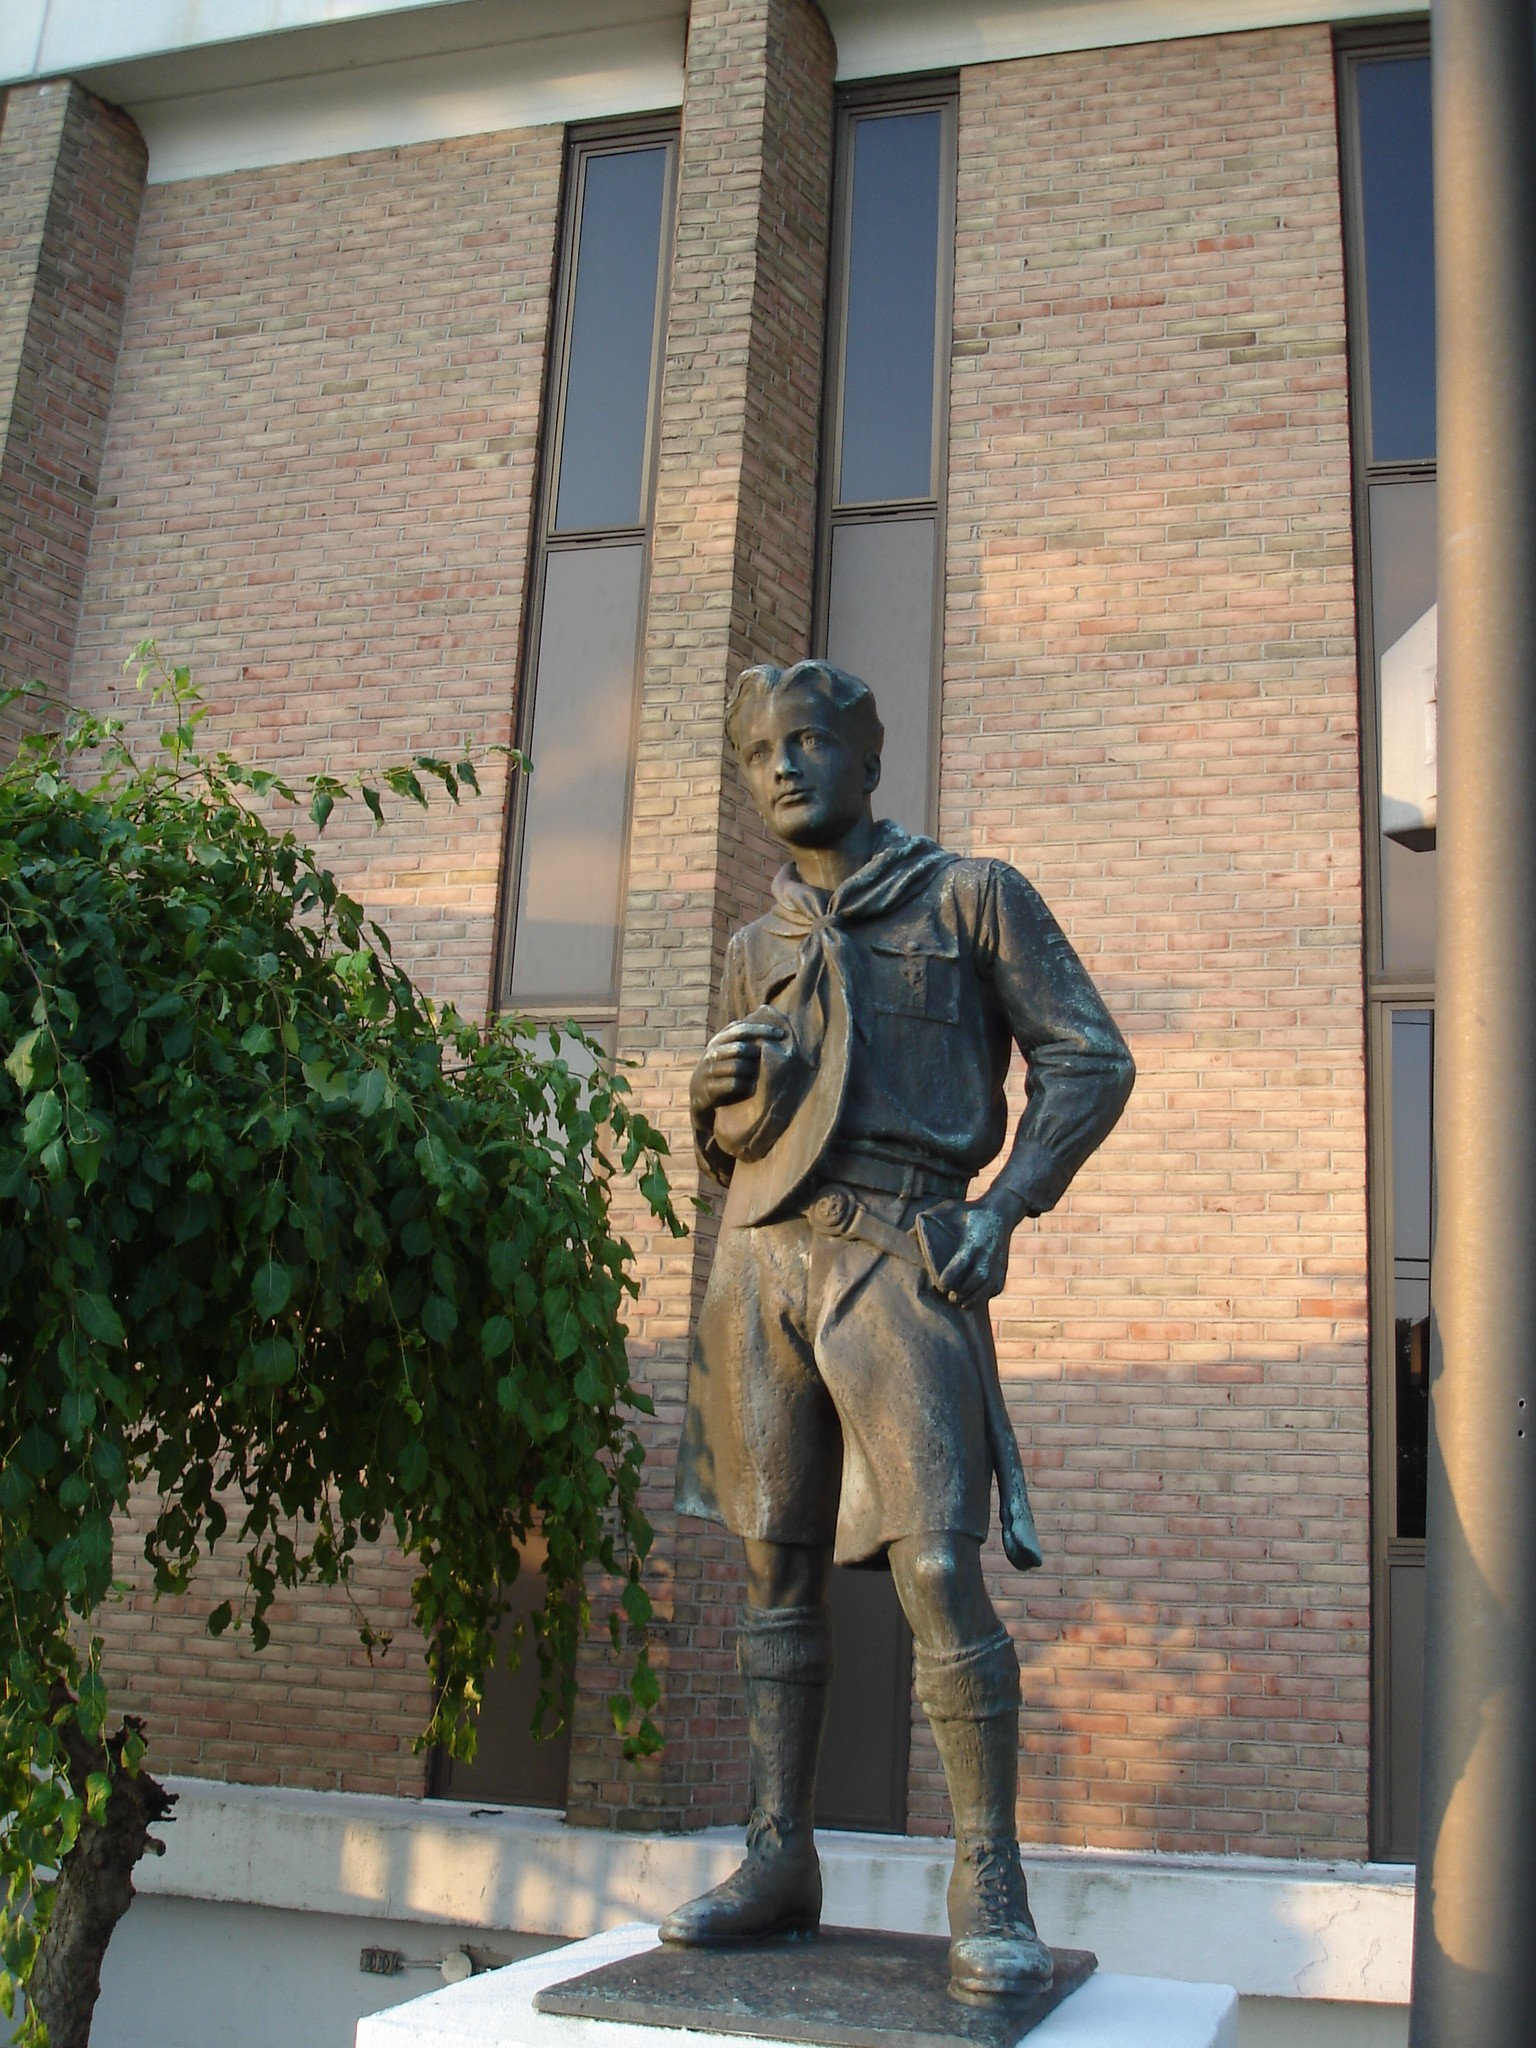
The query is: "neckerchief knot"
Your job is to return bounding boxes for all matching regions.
[764,820,956,1052]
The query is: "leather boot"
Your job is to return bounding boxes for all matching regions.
[659,1604,829,1945]
[915,1628,1053,2000]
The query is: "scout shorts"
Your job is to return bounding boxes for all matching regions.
[675,1188,993,1565]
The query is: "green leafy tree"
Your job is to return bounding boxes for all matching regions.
[0,651,678,2048]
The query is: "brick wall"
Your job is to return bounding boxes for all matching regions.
[565,0,837,1830]
[103,1491,432,1796]
[935,25,1368,1856]
[70,126,563,1793]
[68,125,563,1016]
[0,81,144,754]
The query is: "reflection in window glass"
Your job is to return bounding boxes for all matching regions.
[505,128,674,1022]
[1370,479,1438,975]
[1358,56,1436,464]
[511,545,646,1004]
[821,98,952,838]
[826,517,935,831]
[554,147,668,533]
[838,109,943,506]
[1391,1010,1433,1538]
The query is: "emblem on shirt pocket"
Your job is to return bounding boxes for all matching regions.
[868,937,960,1023]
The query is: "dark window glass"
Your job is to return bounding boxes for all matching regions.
[1391,1009,1433,1538]
[510,543,646,1004]
[1357,56,1436,463]
[815,1568,912,1833]
[433,1540,573,1809]
[553,146,668,533]
[1385,1556,1425,1856]
[1371,478,1438,974]
[825,515,937,831]
[838,109,943,506]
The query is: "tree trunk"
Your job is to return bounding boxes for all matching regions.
[28,1708,175,2048]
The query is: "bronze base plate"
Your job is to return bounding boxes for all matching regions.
[533,1927,1098,2048]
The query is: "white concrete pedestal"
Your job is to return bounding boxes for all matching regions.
[355,1924,1238,2048]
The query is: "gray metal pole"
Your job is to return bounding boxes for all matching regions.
[1410,2,1536,2041]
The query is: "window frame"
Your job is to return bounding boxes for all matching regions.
[813,77,958,839]
[494,118,678,1032]
[1336,21,1436,1862]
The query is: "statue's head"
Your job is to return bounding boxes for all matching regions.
[725,659,884,850]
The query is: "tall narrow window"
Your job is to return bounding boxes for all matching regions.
[1339,31,1435,1861]
[817,89,956,835]
[501,129,676,1032]
[462,129,673,1815]
[808,87,954,1838]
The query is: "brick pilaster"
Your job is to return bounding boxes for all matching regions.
[564,0,836,1830]
[0,81,145,751]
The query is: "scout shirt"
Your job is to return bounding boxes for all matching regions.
[693,821,1134,1216]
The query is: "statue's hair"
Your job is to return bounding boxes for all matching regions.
[724,658,885,758]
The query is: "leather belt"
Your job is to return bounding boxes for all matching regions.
[818,1148,967,1203]
[803,1183,926,1267]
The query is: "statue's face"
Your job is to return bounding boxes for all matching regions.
[733,682,880,849]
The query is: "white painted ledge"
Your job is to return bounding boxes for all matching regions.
[140,1779,1413,2007]
[354,1923,1239,2048]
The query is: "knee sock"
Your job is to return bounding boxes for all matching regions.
[914,1627,1021,1845]
[737,1604,832,1838]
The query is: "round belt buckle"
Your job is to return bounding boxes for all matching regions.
[807,1185,856,1234]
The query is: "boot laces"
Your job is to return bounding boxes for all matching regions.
[964,1842,1029,1931]
[744,1807,792,1858]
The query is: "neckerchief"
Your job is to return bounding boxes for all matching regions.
[763,819,957,1064]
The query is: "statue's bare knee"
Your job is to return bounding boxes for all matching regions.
[743,1538,832,1611]
[889,1531,999,1653]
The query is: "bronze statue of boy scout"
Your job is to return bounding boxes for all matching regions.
[662,660,1134,2002]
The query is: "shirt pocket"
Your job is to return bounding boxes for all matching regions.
[867,935,961,1024]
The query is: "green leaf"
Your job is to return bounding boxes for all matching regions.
[5,1027,52,1091]
[630,1653,661,1713]
[572,1362,604,1405]
[22,1088,63,1153]
[398,1440,428,1493]
[252,1261,293,1319]
[246,1335,297,1385]
[241,1023,275,1055]
[77,1292,126,1347]
[71,1134,104,1188]
[86,1772,113,1824]
[353,1066,387,1116]
[76,1673,108,1742]
[422,1295,458,1343]
[60,1389,96,1443]
[481,1314,514,1361]
[545,1290,581,1363]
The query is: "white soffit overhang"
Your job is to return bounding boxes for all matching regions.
[4,1,691,182]
[829,0,1425,78]
[2,0,1426,184]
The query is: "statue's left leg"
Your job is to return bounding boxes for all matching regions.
[890,1532,1052,1999]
